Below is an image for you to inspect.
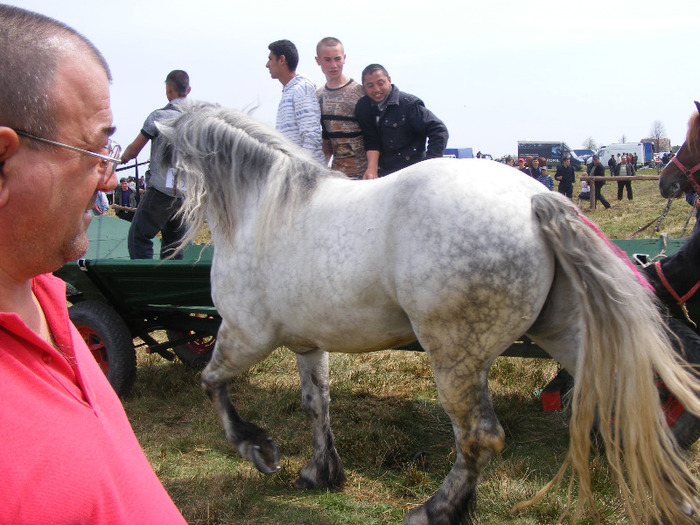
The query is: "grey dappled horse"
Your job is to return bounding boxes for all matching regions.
[162,103,700,525]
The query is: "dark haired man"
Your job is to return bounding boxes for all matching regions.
[112,177,138,221]
[608,153,617,176]
[355,64,448,178]
[554,156,576,198]
[0,5,186,523]
[267,39,324,164]
[586,155,611,209]
[524,157,542,179]
[121,70,191,259]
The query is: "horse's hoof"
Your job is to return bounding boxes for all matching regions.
[403,506,429,525]
[293,475,317,490]
[293,450,346,490]
[239,437,280,475]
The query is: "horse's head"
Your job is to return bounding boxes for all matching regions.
[659,101,700,198]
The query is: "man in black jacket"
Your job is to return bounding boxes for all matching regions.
[554,156,576,198]
[587,155,611,209]
[607,154,617,176]
[355,64,448,178]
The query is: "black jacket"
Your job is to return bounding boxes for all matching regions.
[355,85,448,175]
[587,162,606,185]
[554,165,575,188]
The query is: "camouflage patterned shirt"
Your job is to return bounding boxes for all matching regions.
[317,79,367,179]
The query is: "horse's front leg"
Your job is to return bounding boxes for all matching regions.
[201,327,280,475]
[293,348,346,490]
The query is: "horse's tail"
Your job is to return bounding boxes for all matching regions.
[523,192,700,523]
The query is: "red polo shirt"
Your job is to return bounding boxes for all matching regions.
[0,273,187,524]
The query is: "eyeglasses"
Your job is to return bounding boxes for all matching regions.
[13,129,121,180]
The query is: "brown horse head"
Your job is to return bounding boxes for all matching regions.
[659,101,700,198]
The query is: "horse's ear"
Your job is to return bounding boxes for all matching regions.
[695,101,700,114]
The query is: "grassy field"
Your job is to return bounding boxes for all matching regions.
[122,168,700,524]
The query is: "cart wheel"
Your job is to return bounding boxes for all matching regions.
[69,301,136,397]
[659,318,700,449]
[167,321,215,369]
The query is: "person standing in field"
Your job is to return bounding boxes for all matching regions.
[554,155,576,198]
[315,37,367,179]
[614,154,634,200]
[121,70,191,260]
[266,39,325,165]
[355,63,448,178]
[587,155,611,209]
[608,154,617,177]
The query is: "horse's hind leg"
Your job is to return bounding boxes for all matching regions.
[404,359,504,525]
[201,327,280,475]
[293,349,346,490]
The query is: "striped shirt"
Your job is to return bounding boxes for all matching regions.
[276,74,325,164]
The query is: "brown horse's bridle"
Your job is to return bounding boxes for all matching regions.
[654,259,700,327]
[654,260,700,304]
[671,148,700,193]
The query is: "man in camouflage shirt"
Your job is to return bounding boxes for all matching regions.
[315,37,367,179]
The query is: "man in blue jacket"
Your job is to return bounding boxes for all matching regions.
[355,64,448,178]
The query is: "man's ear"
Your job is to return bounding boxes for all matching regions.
[0,127,20,209]
[0,127,19,162]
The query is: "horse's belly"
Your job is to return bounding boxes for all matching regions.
[278,295,417,353]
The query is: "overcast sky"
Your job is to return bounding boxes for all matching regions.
[14,0,700,158]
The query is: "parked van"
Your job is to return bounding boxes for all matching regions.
[517,141,584,170]
[594,143,651,166]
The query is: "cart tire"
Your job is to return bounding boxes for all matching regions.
[166,328,215,369]
[69,301,136,397]
[659,318,700,449]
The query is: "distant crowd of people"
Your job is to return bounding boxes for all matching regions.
[496,149,670,210]
[504,155,560,193]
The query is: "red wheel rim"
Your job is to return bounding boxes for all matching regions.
[178,331,216,355]
[76,325,109,375]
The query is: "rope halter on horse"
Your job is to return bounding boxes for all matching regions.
[671,153,700,193]
[654,259,700,328]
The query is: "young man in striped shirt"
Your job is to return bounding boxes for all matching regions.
[266,39,325,165]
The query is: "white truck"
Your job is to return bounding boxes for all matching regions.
[594,143,651,166]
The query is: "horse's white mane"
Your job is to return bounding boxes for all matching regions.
[158,102,344,250]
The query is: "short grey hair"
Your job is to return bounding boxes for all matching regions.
[0,5,111,142]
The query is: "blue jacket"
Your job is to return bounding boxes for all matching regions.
[537,174,554,191]
[355,85,448,175]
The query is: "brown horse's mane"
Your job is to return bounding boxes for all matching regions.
[687,109,700,158]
